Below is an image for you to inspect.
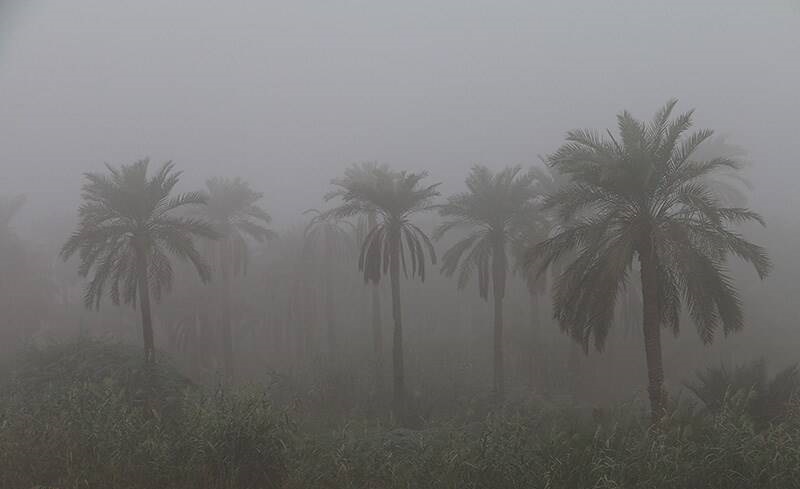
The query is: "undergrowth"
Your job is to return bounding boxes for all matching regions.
[2,340,799,489]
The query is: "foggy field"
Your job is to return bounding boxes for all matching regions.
[2,1,800,488]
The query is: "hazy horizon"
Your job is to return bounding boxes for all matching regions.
[2,1,799,233]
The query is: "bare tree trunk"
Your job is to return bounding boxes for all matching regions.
[639,248,665,421]
[136,246,155,365]
[390,242,406,422]
[492,246,506,400]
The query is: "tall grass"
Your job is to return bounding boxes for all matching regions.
[2,340,800,489]
[0,340,290,489]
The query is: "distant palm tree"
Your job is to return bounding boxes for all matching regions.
[61,159,217,363]
[0,194,25,240]
[327,162,391,395]
[302,208,354,358]
[509,165,559,388]
[326,164,439,420]
[527,100,771,419]
[435,165,542,398]
[195,177,275,381]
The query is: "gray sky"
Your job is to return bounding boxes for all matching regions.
[1,0,799,229]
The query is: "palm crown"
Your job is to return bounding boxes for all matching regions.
[531,100,770,348]
[61,159,217,309]
[326,166,439,283]
[198,177,276,278]
[436,165,541,299]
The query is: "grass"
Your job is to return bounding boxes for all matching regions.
[2,339,800,488]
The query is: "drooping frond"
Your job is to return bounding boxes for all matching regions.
[327,163,439,284]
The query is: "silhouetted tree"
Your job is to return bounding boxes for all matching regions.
[61,159,216,364]
[303,208,354,358]
[528,100,771,419]
[435,165,542,398]
[195,177,275,381]
[329,163,391,395]
[326,165,439,421]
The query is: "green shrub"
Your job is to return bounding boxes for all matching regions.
[686,359,799,427]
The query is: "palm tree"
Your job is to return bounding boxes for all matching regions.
[435,165,542,398]
[61,159,217,364]
[325,164,439,420]
[510,165,560,389]
[0,194,25,240]
[195,177,275,381]
[527,100,771,419]
[327,162,391,395]
[302,208,354,358]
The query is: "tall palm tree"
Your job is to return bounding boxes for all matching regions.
[302,208,354,358]
[435,165,542,398]
[527,100,771,419]
[510,165,560,389]
[61,159,217,364]
[325,165,439,420]
[327,162,391,395]
[195,177,275,381]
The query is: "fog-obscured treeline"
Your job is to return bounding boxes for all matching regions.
[0,135,796,417]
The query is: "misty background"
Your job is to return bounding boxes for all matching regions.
[1,0,800,407]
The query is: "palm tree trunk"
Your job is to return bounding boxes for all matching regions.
[639,249,665,421]
[529,291,539,390]
[221,274,234,383]
[372,284,384,394]
[390,242,406,421]
[369,212,384,395]
[136,246,155,365]
[492,244,506,399]
[493,292,504,398]
[325,262,337,359]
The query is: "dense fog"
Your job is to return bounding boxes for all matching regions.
[1,2,800,487]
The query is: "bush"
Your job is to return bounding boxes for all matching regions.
[686,359,799,427]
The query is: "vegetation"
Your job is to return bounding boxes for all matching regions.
[687,359,799,427]
[3,340,800,489]
[302,208,355,359]
[325,164,440,422]
[2,100,790,487]
[436,165,543,398]
[195,177,276,381]
[527,100,771,419]
[60,159,218,363]
[0,340,289,489]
